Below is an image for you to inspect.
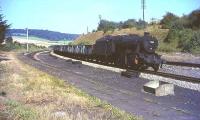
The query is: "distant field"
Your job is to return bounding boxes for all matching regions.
[12,36,72,47]
[15,36,51,41]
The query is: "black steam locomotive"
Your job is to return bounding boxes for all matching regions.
[53,32,163,71]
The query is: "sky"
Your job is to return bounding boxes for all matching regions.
[0,0,200,34]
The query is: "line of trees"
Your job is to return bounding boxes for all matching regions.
[160,9,200,30]
[160,9,200,53]
[97,19,147,33]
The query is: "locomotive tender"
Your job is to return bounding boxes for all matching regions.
[53,32,163,71]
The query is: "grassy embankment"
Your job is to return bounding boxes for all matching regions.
[0,42,139,119]
[72,25,176,52]
[73,25,200,54]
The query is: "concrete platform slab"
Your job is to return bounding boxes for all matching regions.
[143,80,174,96]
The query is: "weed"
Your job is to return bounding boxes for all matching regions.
[5,100,38,120]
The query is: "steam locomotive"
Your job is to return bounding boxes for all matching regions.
[53,32,163,71]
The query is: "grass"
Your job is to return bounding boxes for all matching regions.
[0,42,46,52]
[73,25,200,55]
[5,100,38,120]
[0,53,140,120]
[72,25,169,45]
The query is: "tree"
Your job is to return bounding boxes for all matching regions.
[0,12,10,44]
[160,12,179,29]
[96,19,149,32]
[97,20,118,33]
[122,19,137,28]
[171,17,187,30]
[188,9,200,29]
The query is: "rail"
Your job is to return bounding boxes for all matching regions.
[127,69,200,84]
[165,61,200,68]
[30,51,200,84]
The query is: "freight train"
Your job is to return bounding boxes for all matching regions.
[53,32,163,71]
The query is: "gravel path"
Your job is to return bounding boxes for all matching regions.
[161,52,200,64]
[160,64,200,78]
[18,52,200,120]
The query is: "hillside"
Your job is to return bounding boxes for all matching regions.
[7,29,80,41]
[73,25,169,45]
[73,9,200,54]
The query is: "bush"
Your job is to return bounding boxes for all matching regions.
[97,19,147,33]
[177,29,193,52]
[160,12,179,29]
[163,28,200,53]
[160,9,200,54]
[188,9,200,29]
[171,18,188,30]
[157,42,179,53]
[0,42,45,52]
[163,29,178,43]
[122,19,137,29]
[175,29,200,52]
[161,9,200,30]
[97,20,118,33]
[188,30,200,53]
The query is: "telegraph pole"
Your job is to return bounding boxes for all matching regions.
[26,28,29,52]
[87,26,89,34]
[98,14,102,25]
[141,0,146,29]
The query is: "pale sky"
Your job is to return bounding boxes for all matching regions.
[1,0,199,34]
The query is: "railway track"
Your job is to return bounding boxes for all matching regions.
[128,69,200,84]
[28,51,200,84]
[165,61,200,68]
